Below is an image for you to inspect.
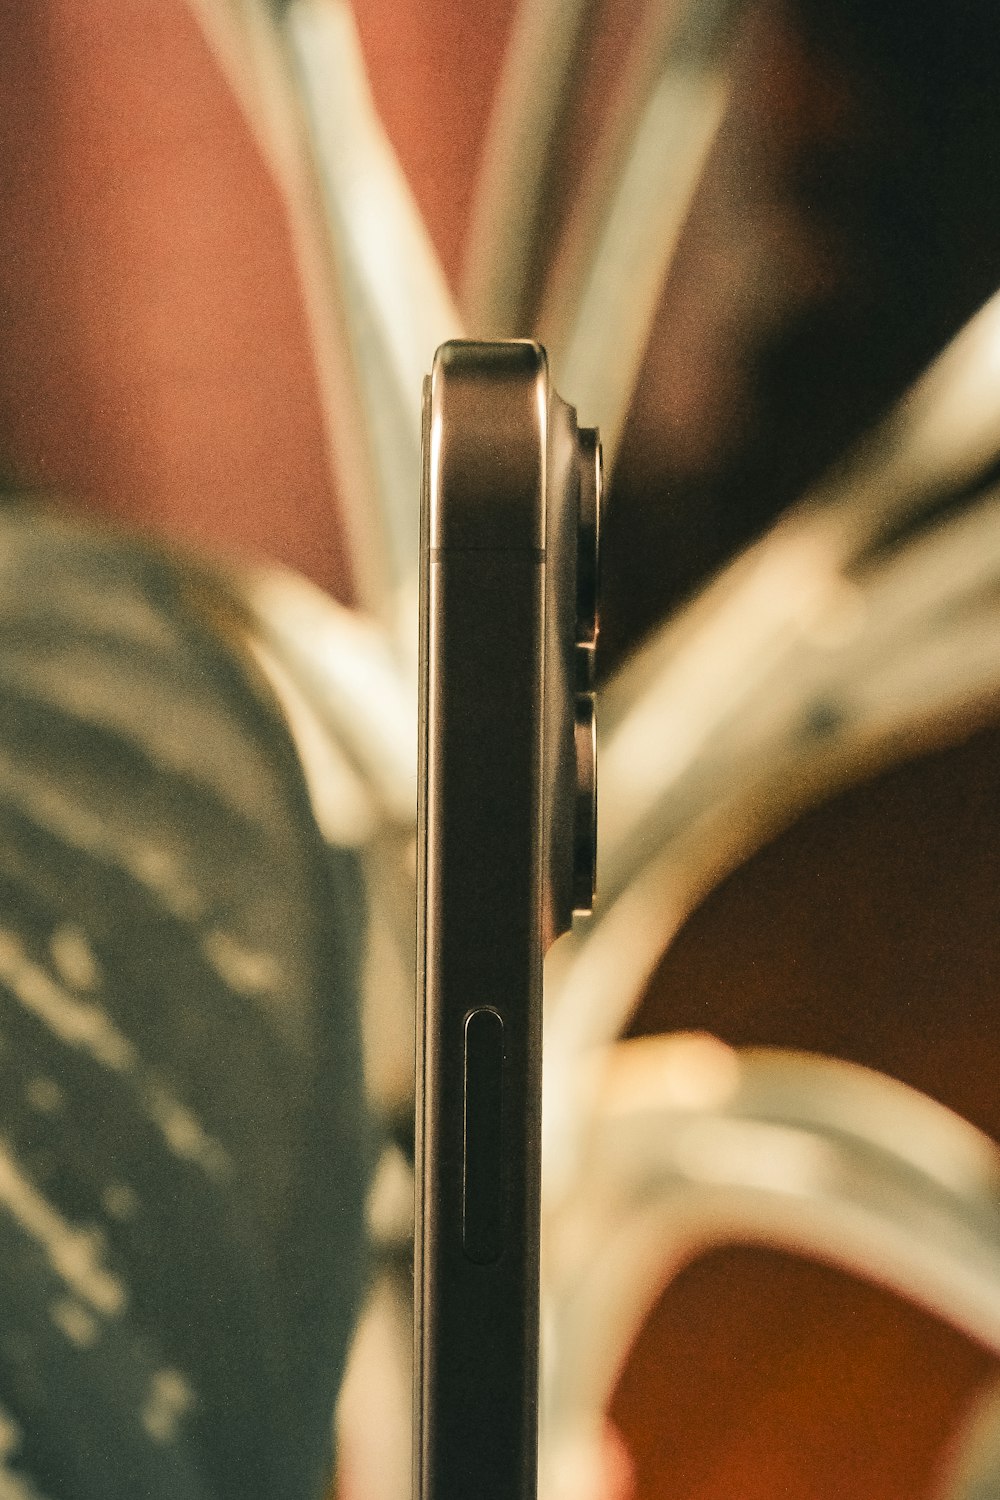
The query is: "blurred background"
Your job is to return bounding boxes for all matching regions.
[2,2,1000,1499]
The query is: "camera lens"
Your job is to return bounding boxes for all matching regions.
[576,428,601,644]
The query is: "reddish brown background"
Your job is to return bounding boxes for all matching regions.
[2,4,1000,1497]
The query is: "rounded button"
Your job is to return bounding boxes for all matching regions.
[463,1008,505,1265]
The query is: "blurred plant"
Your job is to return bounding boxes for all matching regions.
[45,1,1000,1497]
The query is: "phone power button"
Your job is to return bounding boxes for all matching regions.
[463,1008,505,1264]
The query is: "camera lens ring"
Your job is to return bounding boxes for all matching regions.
[576,428,601,645]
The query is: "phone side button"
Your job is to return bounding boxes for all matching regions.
[463,1008,505,1264]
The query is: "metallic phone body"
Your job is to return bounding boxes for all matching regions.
[415,341,598,1500]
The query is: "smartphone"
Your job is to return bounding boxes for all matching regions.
[415,340,599,1500]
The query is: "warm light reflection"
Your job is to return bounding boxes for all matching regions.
[603,1032,740,1115]
[892,284,1000,503]
[669,1117,837,1195]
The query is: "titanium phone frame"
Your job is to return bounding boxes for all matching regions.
[415,340,598,1500]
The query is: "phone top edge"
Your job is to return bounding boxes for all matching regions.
[428,341,549,553]
[433,338,546,374]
